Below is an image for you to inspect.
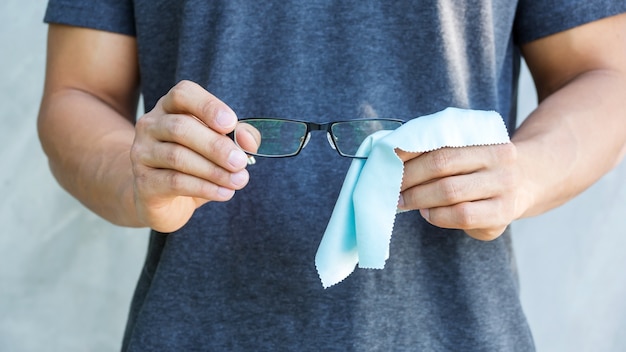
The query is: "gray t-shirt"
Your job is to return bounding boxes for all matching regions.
[45,1,626,351]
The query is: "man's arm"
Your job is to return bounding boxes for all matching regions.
[398,13,626,240]
[38,25,251,232]
[514,13,626,216]
[38,24,142,227]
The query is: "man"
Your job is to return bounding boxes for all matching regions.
[39,1,626,350]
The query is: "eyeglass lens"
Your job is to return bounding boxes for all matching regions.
[233,118,402,158]
[330,120,402,157]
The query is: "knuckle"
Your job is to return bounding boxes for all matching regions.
[494,169,519,205]
[168,86,184,106]
[501,171,518,193]
[131,167,154,202]
[131,163,149,183]
[176,79,194,89]
[168,80,193,107]
[495,143,517,163]
[164,145,186,169]
[129,143,143,164]
[497,198,516,223]
[194,180,214,199]
[204,163,225,184]
[429,149,452,175]
[166,114,191,140]
[215,134,235,151]
[166,171,186,191]
[439,178,461,203]
[197,96,221,122]
[453,202,476,228]
[206,134,234,159]
[134,113,151,131]
[130,137,153,167]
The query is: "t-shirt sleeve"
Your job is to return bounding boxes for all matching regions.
[44,0,135,36]
[514,0,626,44]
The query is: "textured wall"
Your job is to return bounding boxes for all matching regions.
[0,2,148,351]
[515,65,626,352]
[1,1,624,351]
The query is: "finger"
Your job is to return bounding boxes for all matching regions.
[143,141,250,190]
[400,172,498,210]
[135,166,238,202]
[401,145,504,191]
[145,113,249,171]
[234,122,261,154]
[160,80,238,134]
[420,199,511,240]
[394,149,423,162]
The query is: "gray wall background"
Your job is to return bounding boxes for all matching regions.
[1,1,624,351]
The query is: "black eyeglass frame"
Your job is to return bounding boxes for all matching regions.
[231,117,405,159]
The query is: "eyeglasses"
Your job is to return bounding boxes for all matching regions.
[231,118,404,162]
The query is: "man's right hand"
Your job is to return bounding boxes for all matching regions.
[131,81,252,232]
[39,25,254,232]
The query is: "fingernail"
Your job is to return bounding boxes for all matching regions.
[420,208,430,220]
[217,110,236,129]
[228,149,248,168]
[230,170,249,187]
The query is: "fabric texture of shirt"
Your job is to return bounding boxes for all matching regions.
[44,1,626,351]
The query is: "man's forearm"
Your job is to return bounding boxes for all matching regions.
[513,68,626,219]
[38,89,144,228]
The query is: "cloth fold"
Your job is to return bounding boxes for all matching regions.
[315,107,511,288]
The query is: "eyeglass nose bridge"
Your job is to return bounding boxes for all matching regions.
[233,118,404,159]
[301,122,335,152]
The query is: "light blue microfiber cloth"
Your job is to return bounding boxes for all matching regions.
[315,107,511,288]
